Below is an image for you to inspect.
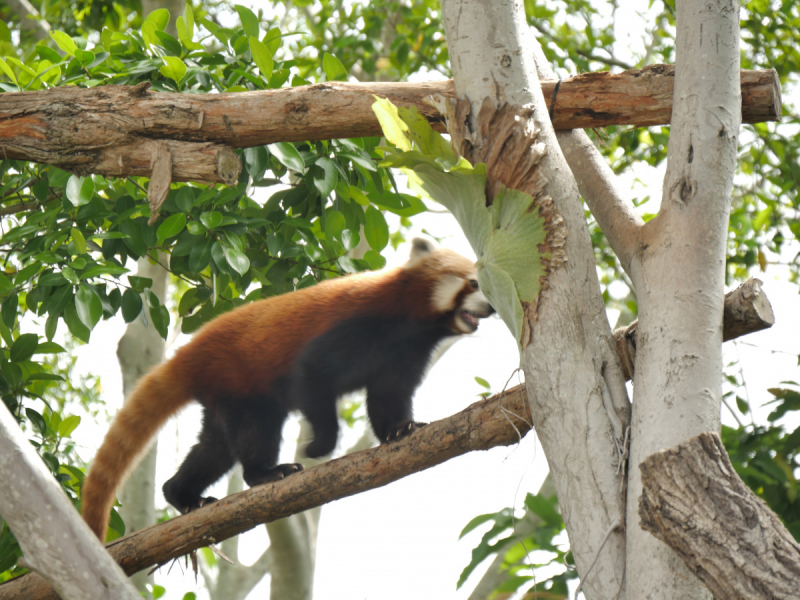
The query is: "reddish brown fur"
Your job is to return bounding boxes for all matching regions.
[82,248,476,540]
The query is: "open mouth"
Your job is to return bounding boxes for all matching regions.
[457,309,482,331]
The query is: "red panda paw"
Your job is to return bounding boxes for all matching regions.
[385,420,428,443]
[182,496,218,514]
[245,463,304,487]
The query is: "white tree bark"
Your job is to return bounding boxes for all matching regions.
[0,404,139,600]
[116,257,168,594]
[441,1,630,598]
[4,0,50,42]
[625,0,741,595]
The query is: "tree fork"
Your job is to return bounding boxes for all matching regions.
[0,67,779,182]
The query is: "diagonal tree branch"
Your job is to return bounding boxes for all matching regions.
[0,386,532,600]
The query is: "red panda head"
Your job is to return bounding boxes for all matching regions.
[403,238,494,334]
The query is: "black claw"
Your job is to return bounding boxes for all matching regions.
[385,420,427,443]
[183,496,218,514]
[245,463,304,487]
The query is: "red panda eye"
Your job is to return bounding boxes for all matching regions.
[469,279,479,290]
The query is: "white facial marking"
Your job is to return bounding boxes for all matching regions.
[463,289,491,314]
[432,275,465,312]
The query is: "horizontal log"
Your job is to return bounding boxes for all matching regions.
[640,432,800,600]
[0,66,781,182]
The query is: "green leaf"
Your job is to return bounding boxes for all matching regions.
[325,210,346,240]
[341,229,360,251]
[10,334,39,363]
[349,185,370,206]
[144,8,171,31]
[64,298,91,344]
[26,373,63,382]
[61,266,79,285]
[2,295,18,329]
[75,285,102,330]
[121,289,143,323]
[314,157,338,197]
[189,235,214,272]
[268,142,305,172]
[235,5,260,38]
[34,341,65,354]
[364,250,386,270]
[199,211,223,230]
[0,58,17,85]
[58,415,81,437]
[157,213,187,244]
[26,408,46,436]
[80,264,129,279]
[371,96,412,151]
[364,206,389,251]
[0,272,12,294]
[141,21,158,48]
[222,245,250,275]
[50,31,77,57]
[149,302,170,340]
[127,276,154,292]
[474,376,491,389]
[249,37,274,78]
[160,56,187,84]
[187,221,206,235]
[323,53,347,81]
[65,175,94,207]
[267,232,285,255]
[176,187,194,212]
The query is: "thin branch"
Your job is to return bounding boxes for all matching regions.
[530,37,643,274]
[0,202,38,216]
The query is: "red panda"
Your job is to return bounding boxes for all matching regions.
[81,238,494,541]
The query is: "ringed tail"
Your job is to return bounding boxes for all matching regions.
[81,363,191,541]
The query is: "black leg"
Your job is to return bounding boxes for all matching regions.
[292,375,341,459]
[162,409,235,513]
[365,381,423,444]
[220,398,303,487]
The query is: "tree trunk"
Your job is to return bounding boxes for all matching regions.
[440,1,630,598]
[0,404,139,600]
[116,257,168,595]
[624,0,741,594]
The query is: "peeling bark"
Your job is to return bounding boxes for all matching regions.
[640,432,800,600]
[0,68,779,181]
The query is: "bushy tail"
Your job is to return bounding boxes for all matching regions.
[82,362,192,541]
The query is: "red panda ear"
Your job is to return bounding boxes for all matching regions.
[409,237,435,263]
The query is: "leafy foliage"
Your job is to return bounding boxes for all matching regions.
[458,490,577,598]
[722,383,800,541]
[0,2,426,576]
